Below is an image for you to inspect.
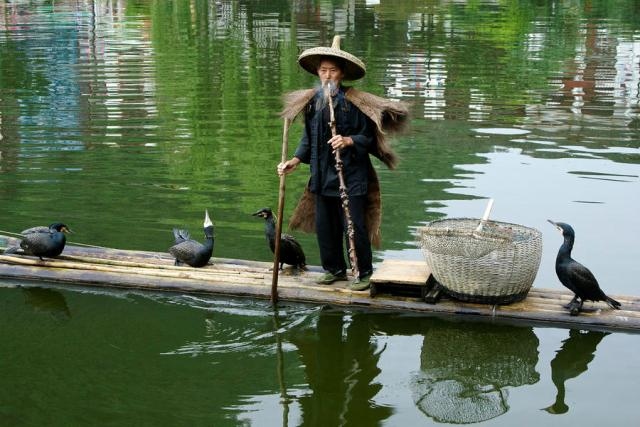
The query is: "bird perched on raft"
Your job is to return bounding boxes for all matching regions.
[169,210,214,267]
[4,223,72,260]
[252,207,306,271]
[548,220,621,316]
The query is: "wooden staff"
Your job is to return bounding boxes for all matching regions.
[324,83,359,279]
[272,118,291,304]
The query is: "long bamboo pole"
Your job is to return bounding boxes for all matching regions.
[324,83,359,279]
[272,118,291,304]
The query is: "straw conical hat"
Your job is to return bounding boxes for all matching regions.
[297,35,366,81]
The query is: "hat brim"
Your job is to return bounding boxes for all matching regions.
[298,47,366,81]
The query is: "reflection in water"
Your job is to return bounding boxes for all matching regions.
[411,321,539,424]
[543,329,610,415]
[273,309,291,427]
[289,309,392,426]
[21,286,71,321]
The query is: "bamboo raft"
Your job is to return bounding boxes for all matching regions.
[1,239,639,333]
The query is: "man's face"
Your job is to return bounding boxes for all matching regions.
[317,59,344,86]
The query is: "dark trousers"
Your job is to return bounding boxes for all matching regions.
[315,194,373,278]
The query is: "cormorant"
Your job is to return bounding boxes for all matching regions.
[252,207,306,271]
[4,223,72,260]
[169,210,214,267]
[548,220,621,315]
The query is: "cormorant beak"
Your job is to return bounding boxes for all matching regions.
[204,209,213,228]
[62,226,73,234]
[547,219,561,233]
[251,210,265,218]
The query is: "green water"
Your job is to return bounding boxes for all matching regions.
[1,1,639,425]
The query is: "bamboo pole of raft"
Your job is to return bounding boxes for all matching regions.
[58,254,263,274]
[272,118,291,304]
[0,254,265,282]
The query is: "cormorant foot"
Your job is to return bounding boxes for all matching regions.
[563,295,579,309]
[289,266,306,276]
[568,300,582,316]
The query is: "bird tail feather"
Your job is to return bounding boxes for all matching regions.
[606,296,621,309]
[3,246,19,254]
[173,228,190,243]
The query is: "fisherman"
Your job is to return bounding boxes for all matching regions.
[277,35,408,291]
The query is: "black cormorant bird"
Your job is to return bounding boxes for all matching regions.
[252,207,306,271]
[169,210,214,267]
[4,223,72,260]
[548,220,621,315]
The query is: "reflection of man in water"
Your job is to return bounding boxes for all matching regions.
[544,329,609,414]
[289,310,392,426]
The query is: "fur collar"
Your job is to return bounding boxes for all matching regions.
[281,87,409,169]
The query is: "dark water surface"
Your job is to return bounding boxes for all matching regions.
[1,1,639,425]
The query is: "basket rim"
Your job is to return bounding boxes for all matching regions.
[419,217,541,233]
[418,217,542,244]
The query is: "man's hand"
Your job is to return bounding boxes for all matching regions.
[277,157,301,176]
[328,135,353,152]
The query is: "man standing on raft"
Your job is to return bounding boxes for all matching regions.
[277,35,408,291]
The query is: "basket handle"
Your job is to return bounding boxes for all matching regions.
[475,198,494,233]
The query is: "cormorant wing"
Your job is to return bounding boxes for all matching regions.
[282,233,306,263]
[169,239,204,260]
[20,232,56,254]
[282,233,303,251]
[21,226,51,235]
[566,259,607,300]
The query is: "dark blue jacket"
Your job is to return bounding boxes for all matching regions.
[294,87,375,197]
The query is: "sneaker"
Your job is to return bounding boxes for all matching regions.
[349,273,372,291]
[315,271,348,285]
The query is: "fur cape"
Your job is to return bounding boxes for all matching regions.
[281,87,409,247]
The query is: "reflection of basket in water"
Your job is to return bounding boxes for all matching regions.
[418,218,542,304]
[411,321,540,424]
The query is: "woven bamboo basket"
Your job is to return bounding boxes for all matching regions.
[418,218,542,304]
